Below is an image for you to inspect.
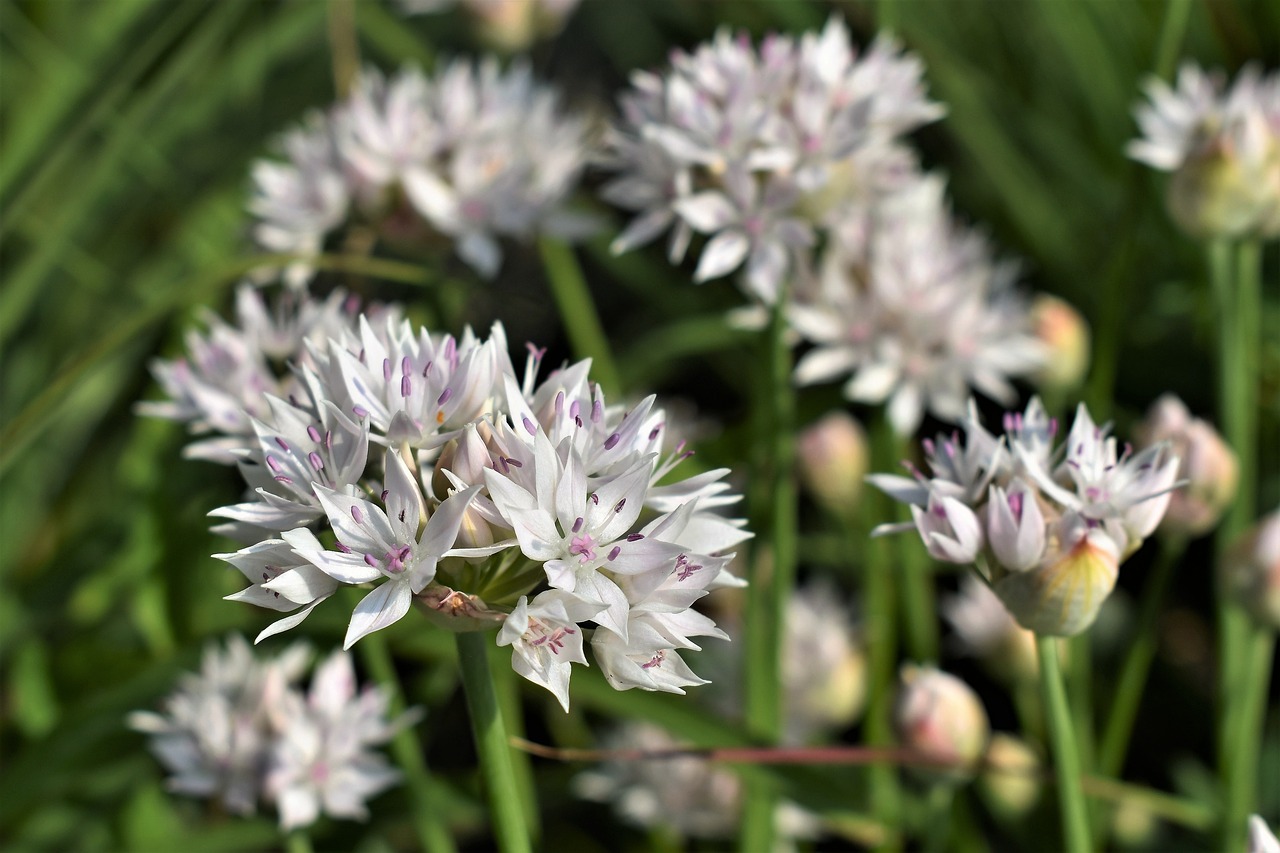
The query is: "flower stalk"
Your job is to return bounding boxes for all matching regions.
[1037,634,1091,853]
[457,630,533,853]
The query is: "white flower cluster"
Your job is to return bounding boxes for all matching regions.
[128,636,414,830]
[137,286,385,464]
[601,17,1049,437]
[1129,62,1280,238]
[870,398,1180,636]
[150,287,748,710]
[600,17,943,305]
[790,174,1044,436]
[251,59,592,285]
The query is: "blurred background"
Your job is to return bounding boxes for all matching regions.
[1,0,1277,850]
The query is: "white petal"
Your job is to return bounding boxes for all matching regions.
[693,230,750,282]
[343,580,413,649]
[673,192,737,232]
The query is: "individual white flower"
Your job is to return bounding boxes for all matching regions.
[288,448,483,648]
[1129,62,1280,238]
[265,650,416,830]
[791,173,1044,435]
[216,534,339,643]
[498,590,603,711]
[910,493,984,564]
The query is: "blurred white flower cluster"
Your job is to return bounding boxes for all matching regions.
[129,636,414,830]
[601,17,1051,436]
[251,59,592,285]
[1129,62,1280,238]
[141,287,748,711]
[870,398,1180,635]
[601,17,942,305]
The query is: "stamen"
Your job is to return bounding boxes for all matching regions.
[437,388,453,406]
[307,452,324,471]
[353,405,369,418]
[401,375,411,397]
[608,546,621,561]
[307,426,322,443]
[523,416,536,436]
[266,455,283,473]
[591,400,603,423]
[351,506,364,523]
[571,517,584,533]
[383,358,392,382]
[335,542,352,553]
[363,554,379,568]
[613,498,626,514]
[604,433,621,450]
[275,437,290,451]
[401,356,411,375]
[626,533,644,542]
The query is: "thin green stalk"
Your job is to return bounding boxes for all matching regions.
[358,633,457,853]
[456,631,532,853]
[1223,628,1275,852]
[741,292,798,853]
[537,238,621,394]
[892,435,938,662]
[1213,238,1262,850]
[863,422,902,840]
[327,0,359,98]
[1038,634,1091,853]
[1153,0,1195,81]
[488,639,542,844]
[286,829,314,853]
[1098,537,1184,781]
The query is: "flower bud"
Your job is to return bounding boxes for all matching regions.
[910,494,984,564]
[1136,395,1238,537]
[1029,294,1090,393]
[797,411,868,518]
[992,514,1121,636]
[783,584,866,740]
[986,479,1046,573]
[1220,510,1280,630]
[893,665,990,781]
[979,734,1041,819]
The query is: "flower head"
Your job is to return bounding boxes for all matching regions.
[1135,394,1238,537]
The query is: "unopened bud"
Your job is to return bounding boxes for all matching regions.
[1136,394,1238,537]
[1220,509,1280,630]
[1166,120,1280,238]
[893,665,990,782]
[979,734,1041,818]
[992,515,1121,636]
[797,411,868,518]
[1030,294,1090,393]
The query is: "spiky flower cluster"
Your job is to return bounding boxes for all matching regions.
[1129,62,1280,238]
[251,60,592,285]
[128,636,414,830]
[600,17,943,304]
[142,288,746,710]
[790,174,1044,435]
[137,286,385,464]
[870,398,1180,636]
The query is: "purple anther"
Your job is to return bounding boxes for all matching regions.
[335,542,352,553]
[523,416,536,436]
[357,347,366,364]
[571,516,584,533]
[570,400,581,420]
[649,425,662,441]
[575,417,583,428]
[613,498,626,514]
[437,387,453,406]
[641,650,665,670]
[401,356,411,375]
[589,493,599,505]
[604,433,621,450]
[308,451,324,471]
[275,437,290,451]
[324,430,333,452]
[274,475,293,485]
[608,546,621,561]
[351,506,364,523]
[364,554,379,568]
[1003,413,1014,431]
[353,405,369,418]
[591,400,603,423]
[922,438,935,455]
[383,358,392,382]
[401,375,412,398]
[266,455,283,473]
[626,533,644,542]
[505,457,522,469]
[1008,491,1024,518]
[307,426,322,443]
[1049,418,1059,436]
[423,360,432,377]
[380,490,389,502]
[444,336,456,362]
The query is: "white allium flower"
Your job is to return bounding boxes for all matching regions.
[871,397,1181,635]
[1129,62,1280,238]
[128,636,310,817]
[199,308,745,709]
[791,174,1044,436]
[137,285,371,463]
[265,649,417,830]
[1248,815,1280,853]
[781,582,867,742]
[251,61,592,281]
[601,17,942,304]
[132,638,414,830]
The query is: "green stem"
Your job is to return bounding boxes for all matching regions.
[358,633,457,853]
[456,631,532,853]
[537,238,621,394]
[1097,538,1184,781]
[1223,628,1275,851]
[286,829,314,853]
[1213,238,1262,850]
[741,293,799,853]
[863,420,903,840]
[1038,635,1091,853]
[488,640,542,844]
[1153,0,1194,80]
